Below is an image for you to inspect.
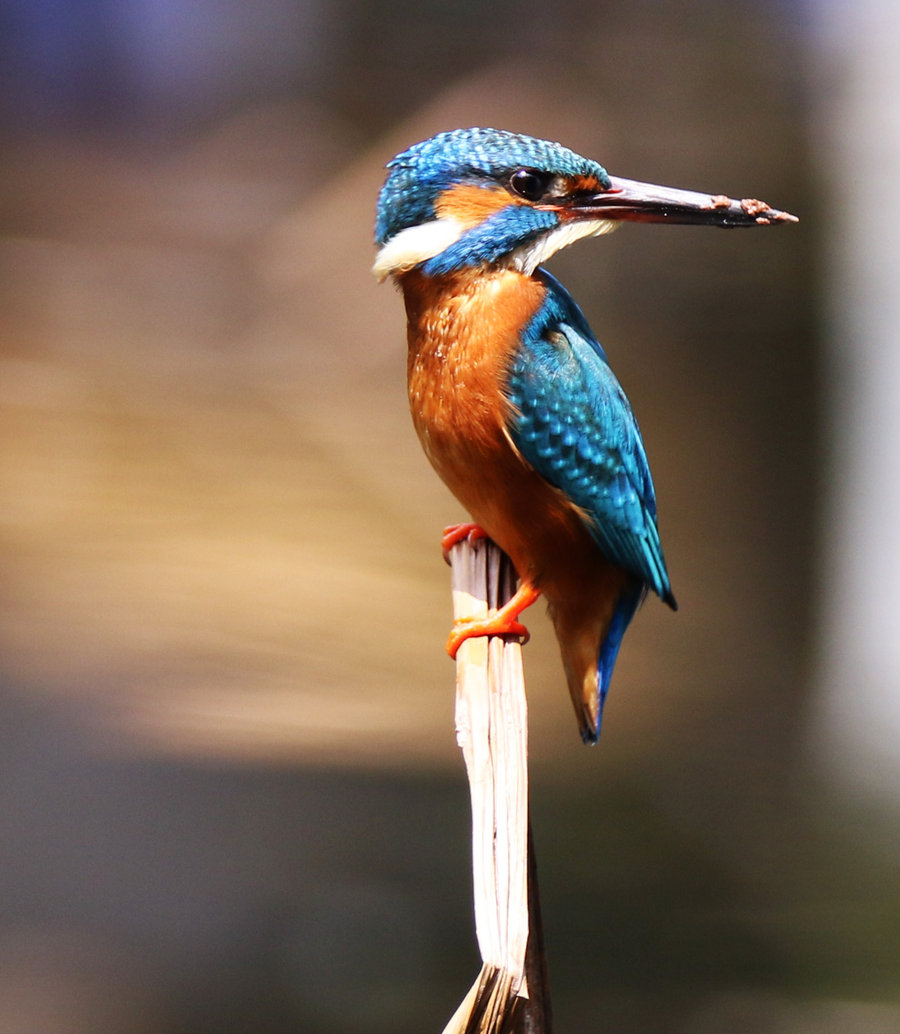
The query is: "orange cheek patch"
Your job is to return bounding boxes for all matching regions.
[566,173,604,194]
[434,182,516,227]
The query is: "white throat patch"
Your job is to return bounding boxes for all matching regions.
[509,218,619,276]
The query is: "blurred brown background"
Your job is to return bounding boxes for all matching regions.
[1,0,899,1031]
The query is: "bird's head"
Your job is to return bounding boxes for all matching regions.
[372,127,796,281]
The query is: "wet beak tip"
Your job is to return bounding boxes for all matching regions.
[698,190,799,224]
[740,197,799,225]
[729,196,799,225]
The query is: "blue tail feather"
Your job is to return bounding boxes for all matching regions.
[582,588,644,744]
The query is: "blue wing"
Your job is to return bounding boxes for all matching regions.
[505,271,676,607]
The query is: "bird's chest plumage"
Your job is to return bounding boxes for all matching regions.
[400,268,544,502]
[399,266,602,596]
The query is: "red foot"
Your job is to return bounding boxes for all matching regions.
[446,582,542,658]
[441,522,488,564]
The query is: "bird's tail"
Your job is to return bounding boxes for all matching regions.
[551,585,642,744]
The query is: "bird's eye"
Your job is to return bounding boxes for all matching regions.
[508,168,553,202]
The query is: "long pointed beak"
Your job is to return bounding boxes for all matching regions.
[549,175,798,227]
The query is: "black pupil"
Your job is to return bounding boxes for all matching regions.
[510,168,549,201]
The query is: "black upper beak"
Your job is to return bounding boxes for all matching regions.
[547,175,798,227]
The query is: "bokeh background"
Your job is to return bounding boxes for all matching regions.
[1,0,900,1031]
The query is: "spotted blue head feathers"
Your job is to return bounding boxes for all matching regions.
[374,128,610,245]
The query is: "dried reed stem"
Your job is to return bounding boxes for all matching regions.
[441,536,552,1034]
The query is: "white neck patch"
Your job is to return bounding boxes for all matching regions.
[372,217,465,280]
[509,218,619,276]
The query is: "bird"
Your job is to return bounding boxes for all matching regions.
[372,127,796,743]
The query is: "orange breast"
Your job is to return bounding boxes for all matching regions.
[399,266,606,597]
[402,265,540,473]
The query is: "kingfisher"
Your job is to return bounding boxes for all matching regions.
[373,128,796,743]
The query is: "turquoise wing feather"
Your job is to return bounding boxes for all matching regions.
[505,271,676,608]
